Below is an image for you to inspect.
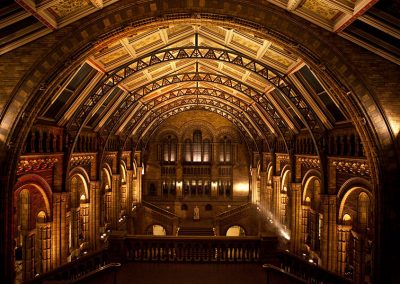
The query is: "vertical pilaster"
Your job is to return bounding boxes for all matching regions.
[251,167,258,203]
[337,225,352,276]
[321,194,338,272]
[111,174,121,229]
[290,182,302,253]
[35,222,51,274]
[89,181,101,249]
[51,192,68,268]
[272,176,281,219]
[301,204,310,246]
[259,171,267,211]
[135,167,143,203]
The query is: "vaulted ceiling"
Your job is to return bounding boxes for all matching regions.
[32,23,352,151]
[1,0,397,154]
[1,0,399,64]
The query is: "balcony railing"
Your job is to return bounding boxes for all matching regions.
[108,235,278,263]
[28,236,351,284]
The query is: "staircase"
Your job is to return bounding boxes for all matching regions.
[178,227,215,236]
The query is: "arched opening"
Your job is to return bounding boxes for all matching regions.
[150,225,166,236]
[302,177,322,259]
[68,173,89,259]
[226,225,246,237]
[338,187,373,283]
[13,183,51,282]
[280,169,291,229]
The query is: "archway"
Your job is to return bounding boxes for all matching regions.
[226,225,246,237]
[0,2,397,283]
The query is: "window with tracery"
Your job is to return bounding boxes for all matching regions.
[162,135,176,163]
[219,136,232,162]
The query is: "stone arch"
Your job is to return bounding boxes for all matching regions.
[146,224,167,236]
[338,183,373,224]
[120,160,127,184]
[0,1,398,282]
[266,163,273,186]
[14,174,52,218]
[301,170,322,204]
[180,120,216,141]
[226,225,246,237]
[280,165,291,192]
[155,128,180,142]
[102,163,113,190]
[68,167,90,199]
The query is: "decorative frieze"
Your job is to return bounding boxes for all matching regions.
[298,157,320,169]
[70,155,95,167]
[17,158,58,174]
[332,160,370,177]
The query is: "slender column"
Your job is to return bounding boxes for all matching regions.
[51,192,68,268]
[251,167,258,203]
[126,170,134,206]
[272,176,281,219]
[301,204,310,247]
[89,181,101,249]
[136,167,143,203]
[22,233,34,281]
[321,194,338,272]
[35,222,51,274]
[111,174,121,230]
[289,182,302,253]
[337,225,352,276]
[259,171,267,210]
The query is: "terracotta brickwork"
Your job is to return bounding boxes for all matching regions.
[0,1,399,283]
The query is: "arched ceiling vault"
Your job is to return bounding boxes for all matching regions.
[37,25,351,160]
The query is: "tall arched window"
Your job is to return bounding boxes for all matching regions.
[184,139,191,162]
[203,139,210,162]
[193,130,202,162]
[162,135,176,162]
[219,136,231,162]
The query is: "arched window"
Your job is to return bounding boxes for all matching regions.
[162,135,176,162]
[193,130,202,162]
[219,136,231,162]
[203,139,211,162]
[184,139,191,162]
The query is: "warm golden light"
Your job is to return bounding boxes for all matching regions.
[234,182,249,193]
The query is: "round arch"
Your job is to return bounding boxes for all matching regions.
[0,1,398,282]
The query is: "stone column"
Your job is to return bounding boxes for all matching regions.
[290,182,302,253]
[35,222,51,274]
[51,192,69,268]
[22,233,34,281]
[272,176,281,220]
[251,167,258,203]
[89,181,101,249]
[301,204,310,246]
[136,167,143,203]
[259,171,267,211]
[111,174,121,230]
[126,169,134,208]
[321,194,338,272]
[337,225,352,276]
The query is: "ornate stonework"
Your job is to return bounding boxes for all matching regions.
[298,157,320,169]
[17,158,58,174]
[332,159,370,177]
[70,155,95,167]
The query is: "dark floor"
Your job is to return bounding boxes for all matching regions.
[114,262,266,284]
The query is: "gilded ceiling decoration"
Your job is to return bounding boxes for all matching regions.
[49,0,92,18]
[301,0,341,21]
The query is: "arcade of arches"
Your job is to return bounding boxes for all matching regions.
[0,1,399,283]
